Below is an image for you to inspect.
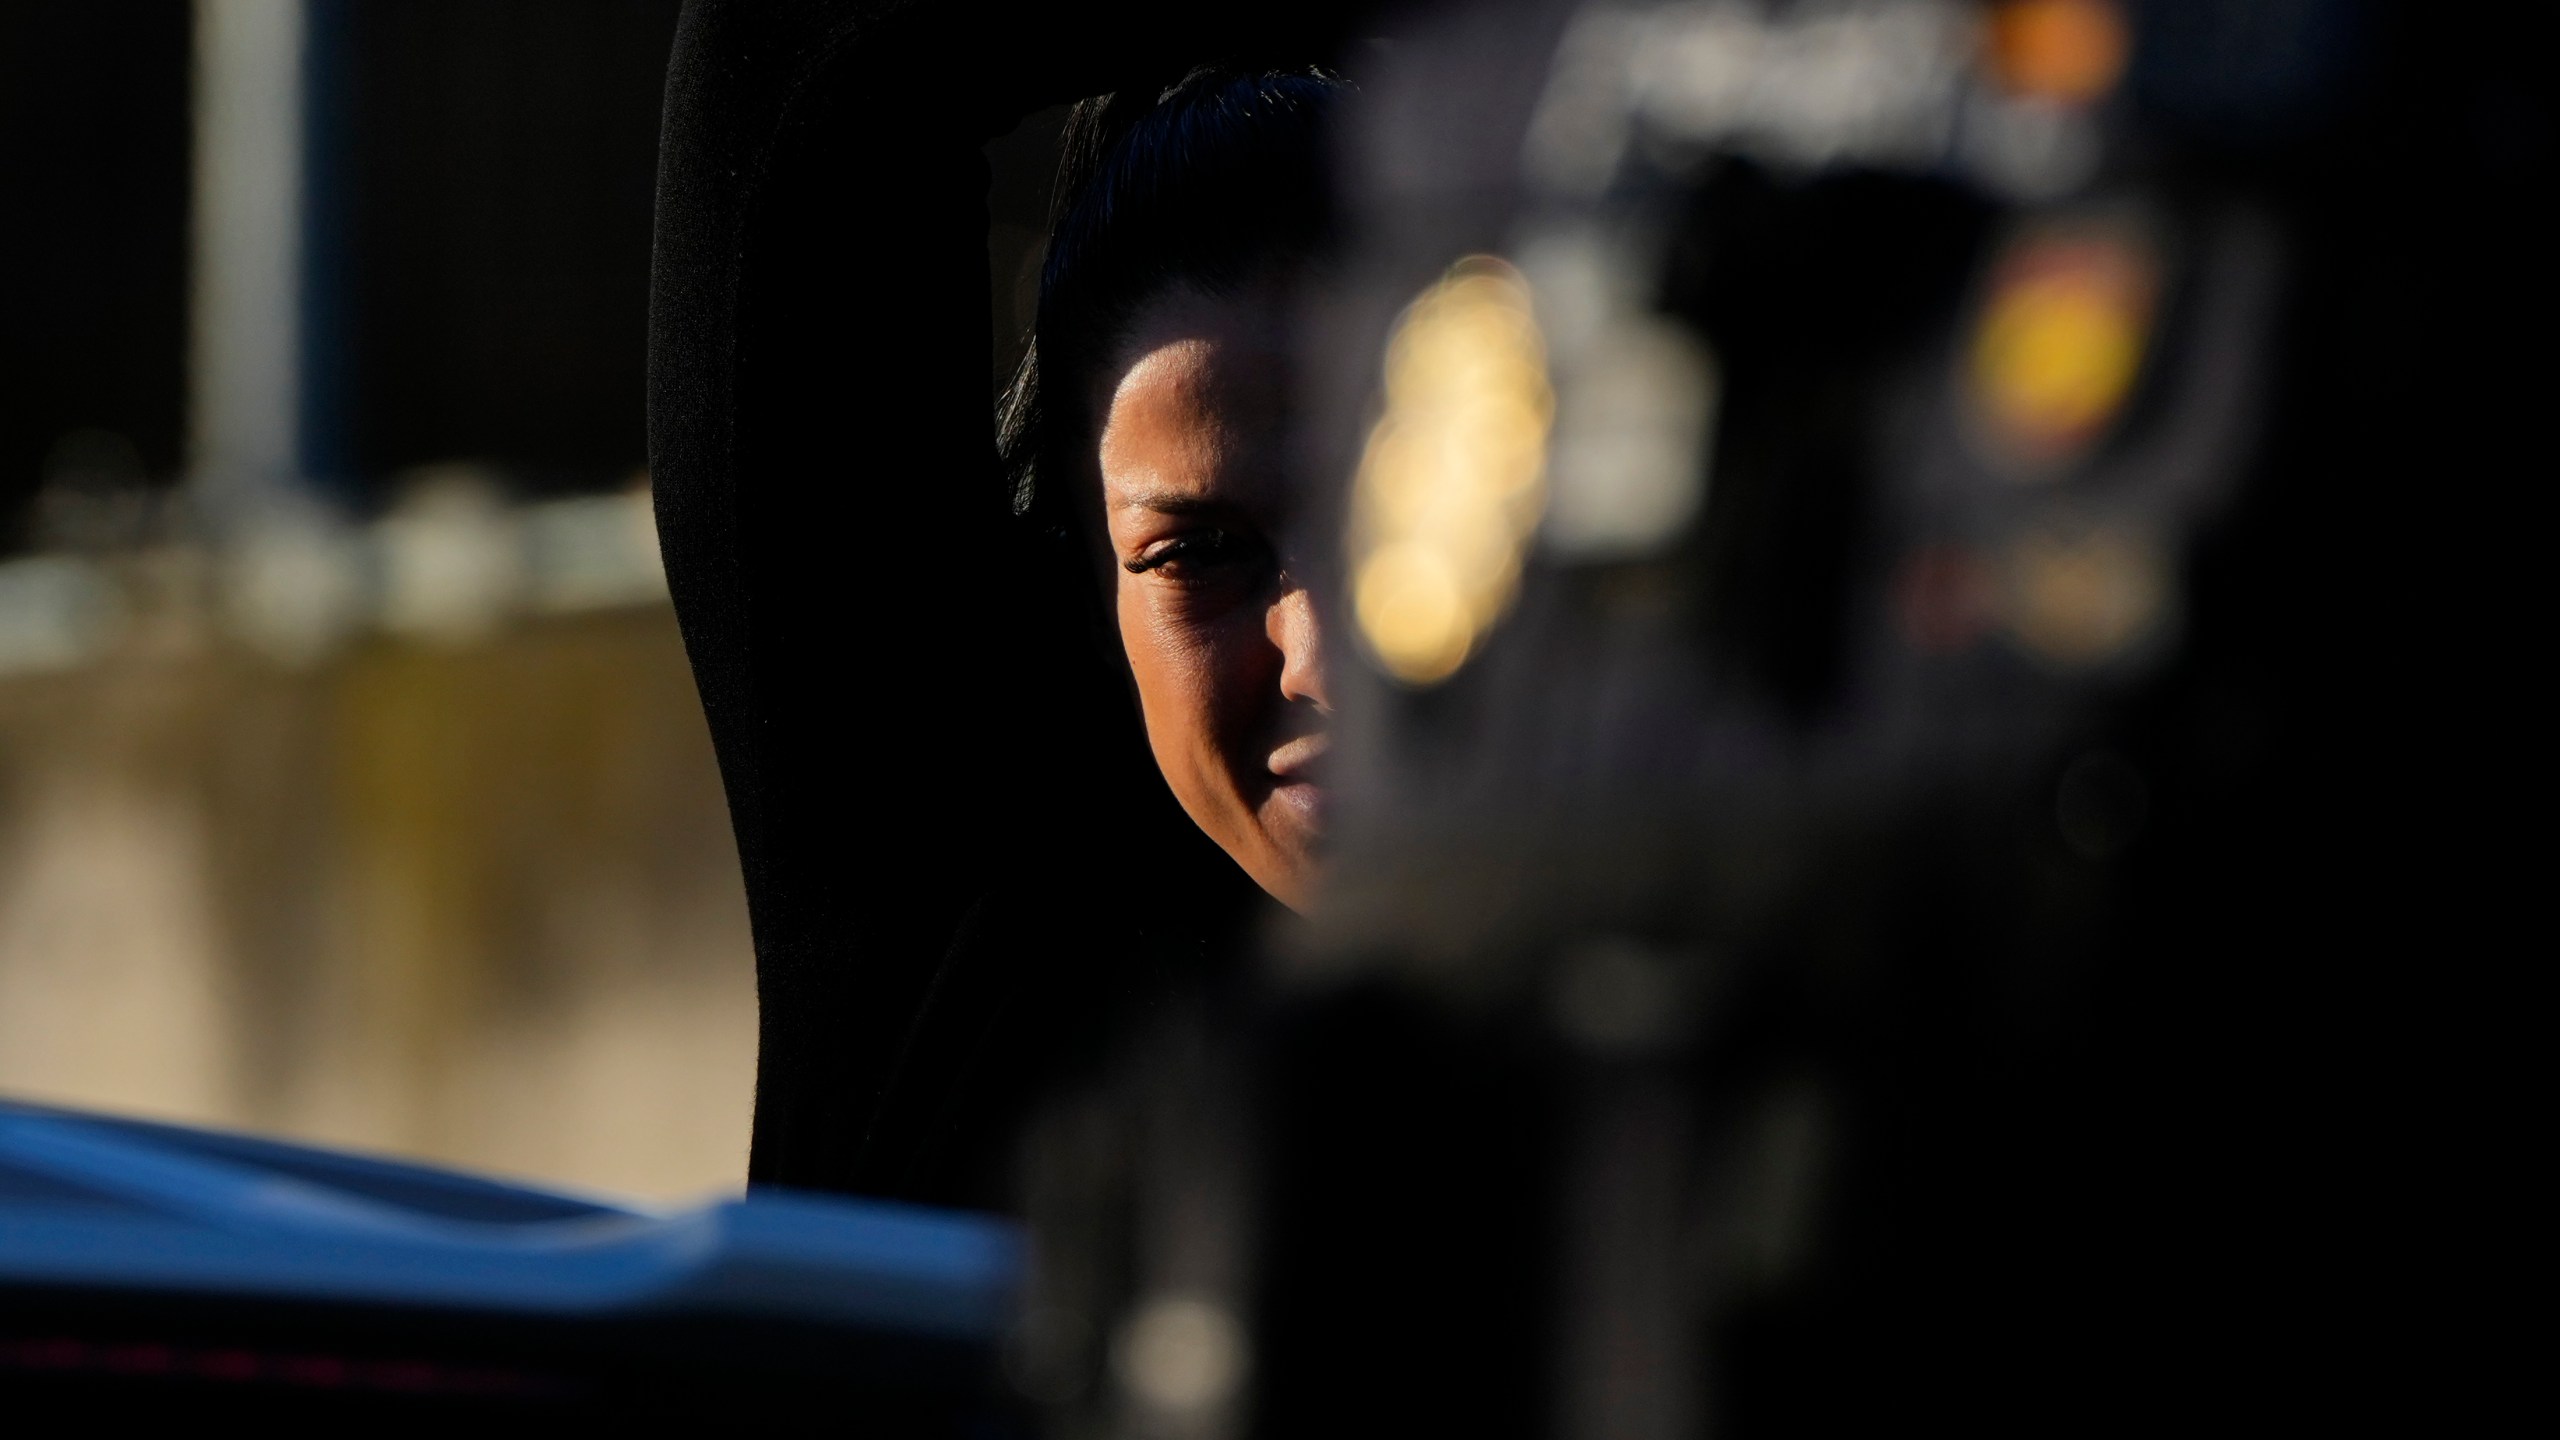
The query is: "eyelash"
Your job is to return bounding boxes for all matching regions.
[1126,530,1269,580]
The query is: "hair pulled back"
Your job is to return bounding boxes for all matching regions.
[998,65,1343,526]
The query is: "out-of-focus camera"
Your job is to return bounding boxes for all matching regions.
[1027,1,2407,1434]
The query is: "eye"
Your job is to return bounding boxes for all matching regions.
[1126,529,1271,584]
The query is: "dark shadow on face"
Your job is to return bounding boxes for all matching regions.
[1093,280,1331,910]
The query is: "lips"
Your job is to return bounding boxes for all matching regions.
[1267,733,1330,784]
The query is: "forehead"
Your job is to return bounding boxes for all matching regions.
[1096,286,1292,507]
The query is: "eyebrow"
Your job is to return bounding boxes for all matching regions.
[1111,488,1240,516]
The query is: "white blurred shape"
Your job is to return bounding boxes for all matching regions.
[1516,228,1624,359]
[0,558,121,677]
[189,0,306,496]
[1525,7,1647,196]
[375,469,525,644]
[1534,0,1975,188]
[1959,90,2103,200]
[220,510,366,666]
[1542,318,1719,559]
[1113,1294,1247,1417]
[1528,0,2095,202]
[524,487,670,614]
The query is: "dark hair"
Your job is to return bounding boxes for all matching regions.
[998,65,1344,524]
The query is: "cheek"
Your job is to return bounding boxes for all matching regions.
[1117,582,1277,751]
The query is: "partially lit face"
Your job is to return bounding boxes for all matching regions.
[1094,283,1329,910]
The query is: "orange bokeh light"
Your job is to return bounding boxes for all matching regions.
[1987,0,2131,106]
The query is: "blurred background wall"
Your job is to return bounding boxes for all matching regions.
[0,0,1066,1201]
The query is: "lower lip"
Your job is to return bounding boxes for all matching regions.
[1268,777,1325,825]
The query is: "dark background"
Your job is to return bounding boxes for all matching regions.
[318,0,685,493]
[0,2,193,550]
[0,0,1064,548]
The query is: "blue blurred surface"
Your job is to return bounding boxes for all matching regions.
[0,1101,1020,1341]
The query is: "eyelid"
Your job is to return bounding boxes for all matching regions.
[1124,536,1189,575]
[1124,530,1264,576]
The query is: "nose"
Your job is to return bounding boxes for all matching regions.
[1269,584,1331,713]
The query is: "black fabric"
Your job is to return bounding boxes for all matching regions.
[648,0,1354,1205]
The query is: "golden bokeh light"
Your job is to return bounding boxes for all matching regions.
[1349,257,1554,685]
[1969,233,2155,469]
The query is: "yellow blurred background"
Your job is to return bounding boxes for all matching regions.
[0,517,758,1202]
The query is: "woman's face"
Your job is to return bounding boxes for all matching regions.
[1094,283,1329,910]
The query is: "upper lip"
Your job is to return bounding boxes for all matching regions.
[1268,733,1330,782]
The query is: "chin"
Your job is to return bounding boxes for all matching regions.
[1246,829,1323,914]
[1190,775,1326,910]
[1252,859,1319,915]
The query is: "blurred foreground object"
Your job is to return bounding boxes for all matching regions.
[1017,0,2518,1433]
[0,1100,1015,1424]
